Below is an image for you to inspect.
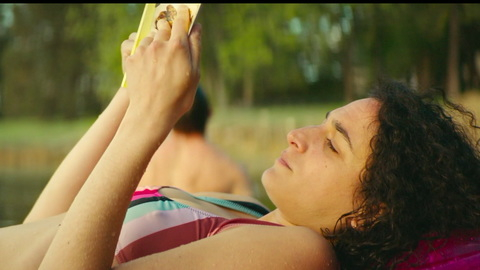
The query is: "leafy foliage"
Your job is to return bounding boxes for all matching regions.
[0,4,479,119]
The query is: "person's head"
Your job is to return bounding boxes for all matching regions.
[263,79,480,269]
[333,79,480,269]
[173,86,211,135]
[262,97,380,231]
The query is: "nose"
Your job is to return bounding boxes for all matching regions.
[287,125,324,153]
[287,127,310,153]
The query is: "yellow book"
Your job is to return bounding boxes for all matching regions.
[121,3,202,87]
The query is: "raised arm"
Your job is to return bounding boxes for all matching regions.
[39,6,202,269]
[23,34,137,223]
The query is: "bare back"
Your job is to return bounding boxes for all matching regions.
[139,132,253,196]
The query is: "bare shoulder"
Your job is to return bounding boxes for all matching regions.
[266,225,339,269]
[219,224,339,269]
[117,223,339,270]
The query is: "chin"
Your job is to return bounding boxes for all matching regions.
[261,168,277,193]
[261,167,273,184]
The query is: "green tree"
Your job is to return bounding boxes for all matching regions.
[1,4,479,118]
[351,4,480,99]
[461,5,480,91]
[83,4,142,104]
[1,4,142,119]
[2,4,98,119]
[0,4,14,118]
[199,4,316,107]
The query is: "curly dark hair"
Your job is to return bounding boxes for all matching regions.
[325,79,480,269]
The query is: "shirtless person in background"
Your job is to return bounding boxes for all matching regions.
[138,86,253,196]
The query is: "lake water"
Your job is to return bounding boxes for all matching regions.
[0,169,52,227]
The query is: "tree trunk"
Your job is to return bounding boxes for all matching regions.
[242,69,254,107]
[445,4,460,99]
[204,65,228,109]
[342,36,354,102]
[416,53,432,93]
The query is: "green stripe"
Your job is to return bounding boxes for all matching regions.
[194,196,266,218]
[124,199,188,223]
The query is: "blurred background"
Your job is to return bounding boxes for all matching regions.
[0,3,479,227]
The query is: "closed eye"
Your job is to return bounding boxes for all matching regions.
[326,138,338,153]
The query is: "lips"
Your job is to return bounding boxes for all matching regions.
[278,153,292,170]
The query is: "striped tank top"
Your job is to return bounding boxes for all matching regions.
[114,186,280,263]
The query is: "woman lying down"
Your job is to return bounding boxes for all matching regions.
[2,5,480,270]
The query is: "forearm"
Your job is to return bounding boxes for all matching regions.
[24,88,130,223]
[38,107,174,270]
[0,214,63,270]
[39,8,201,268]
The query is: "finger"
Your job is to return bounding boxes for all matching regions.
[139,35,153,47]
[121,38,134,57]
[128,32,137,41]
[121,33,136,74]
[189,23,202,73]
[122,33,136,55]
[154,17,172,41]
[170,5,190,39]
[135,35,154,55]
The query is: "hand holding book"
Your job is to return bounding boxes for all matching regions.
[122,3,201,87]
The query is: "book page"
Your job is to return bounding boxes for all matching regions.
[122,3,201,87]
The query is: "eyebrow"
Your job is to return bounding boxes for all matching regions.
[325,111,353,151]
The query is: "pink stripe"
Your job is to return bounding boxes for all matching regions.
[116,217,227,263]
[131,186,162,201]
[115,207,215,254]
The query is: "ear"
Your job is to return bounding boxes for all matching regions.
[350,203,388,230]
[350,218,359,229]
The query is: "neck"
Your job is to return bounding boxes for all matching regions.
[172,130,204,141]
[258,209,296,227]
[259,209,329,234]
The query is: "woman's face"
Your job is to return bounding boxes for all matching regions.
[262,98,380,231]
